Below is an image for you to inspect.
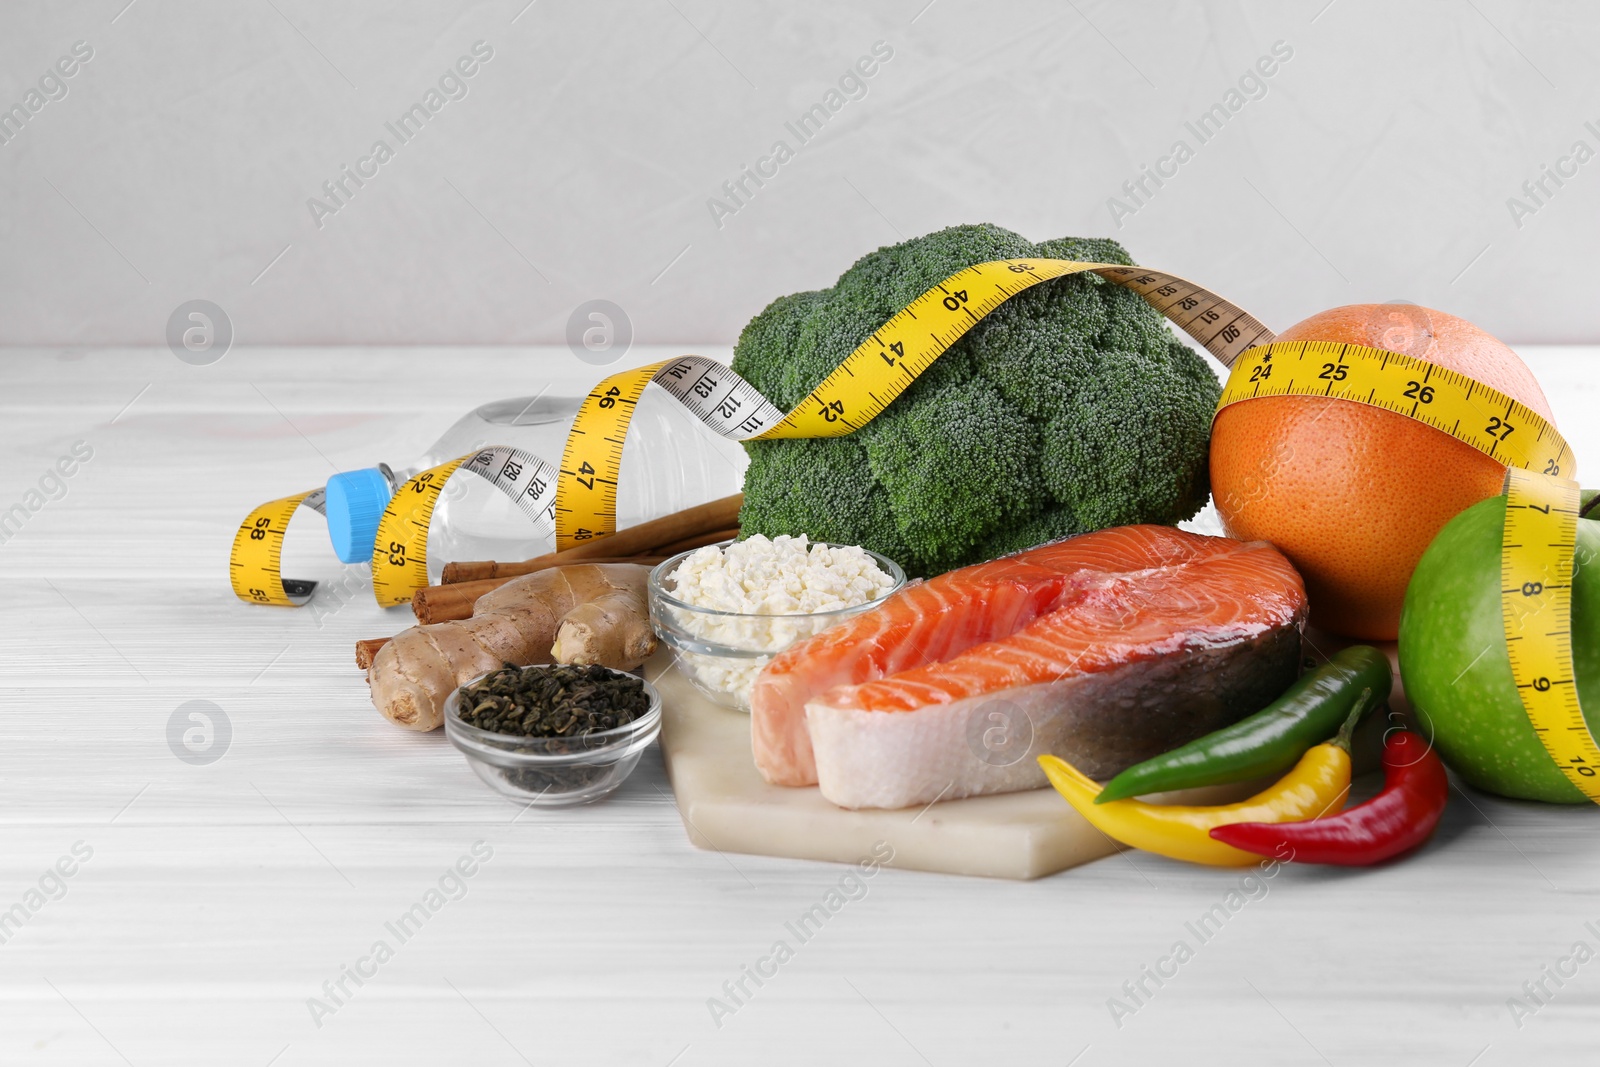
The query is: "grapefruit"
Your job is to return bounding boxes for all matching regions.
[1209,304,1554,640]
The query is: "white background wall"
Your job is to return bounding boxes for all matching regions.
[1,0,1597,348]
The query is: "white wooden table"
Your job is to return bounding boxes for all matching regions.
[2,345,1597,1066]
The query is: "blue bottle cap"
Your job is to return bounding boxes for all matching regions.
[325,467,394,563]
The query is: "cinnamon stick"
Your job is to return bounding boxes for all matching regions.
[355,638,389,671]
[442,557,531,585]
[411,555,665,625]
[440,492,742,584]
[653,526,739,555]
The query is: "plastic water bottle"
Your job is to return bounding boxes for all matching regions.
[322,389,747,581]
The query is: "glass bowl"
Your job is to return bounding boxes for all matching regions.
[648,540,906,712]
[442,665,662,807]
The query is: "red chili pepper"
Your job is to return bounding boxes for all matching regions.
[1208,729,1449,866]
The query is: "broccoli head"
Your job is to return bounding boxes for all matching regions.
[731,223,1221,576]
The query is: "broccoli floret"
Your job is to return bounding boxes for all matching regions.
[861,375,1044,572]
[732,224,1221,576]
[730,289,831,410]
[737,437,911,565]
[1034,339,1217,532]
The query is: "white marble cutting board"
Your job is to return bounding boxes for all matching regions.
[650,658,1266,881]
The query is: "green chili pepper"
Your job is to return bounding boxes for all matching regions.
[1093,645,1392,803]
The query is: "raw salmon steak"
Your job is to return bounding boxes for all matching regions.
[749,525,1307,810]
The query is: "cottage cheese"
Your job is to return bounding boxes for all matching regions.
[661,535,899,708]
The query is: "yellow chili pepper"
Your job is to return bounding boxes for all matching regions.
[1036,694,1376,870]
[1040,739,1354,868]
[1040,688,1372,867]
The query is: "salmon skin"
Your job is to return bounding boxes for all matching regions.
[749,525,1307,810]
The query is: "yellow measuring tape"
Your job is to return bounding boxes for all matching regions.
[229,489,323,607]
[368,458,466,608]
[233,259,1269,605]
[232,445,565,609]
[553,259,1274,551]
[1216,342,1593,799]
[1500,468,1598,801]
[230,253,1594,799]
[1217,340,1571,475]
[1215,341,1591,802]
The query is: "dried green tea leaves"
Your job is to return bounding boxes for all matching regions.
[457,664,649,738]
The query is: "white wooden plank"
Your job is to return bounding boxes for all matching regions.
[1,346,1596,1065]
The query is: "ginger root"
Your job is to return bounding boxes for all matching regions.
[368,564,656,731]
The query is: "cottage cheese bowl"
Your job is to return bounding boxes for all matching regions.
[649,536,905,711]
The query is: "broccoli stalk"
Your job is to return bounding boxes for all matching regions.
[731,224,1220,577]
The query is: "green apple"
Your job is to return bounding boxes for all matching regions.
[1398,491,1600,803]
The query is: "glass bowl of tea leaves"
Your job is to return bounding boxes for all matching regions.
[443,663,662,807]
